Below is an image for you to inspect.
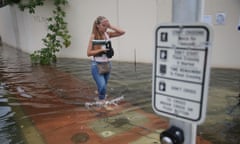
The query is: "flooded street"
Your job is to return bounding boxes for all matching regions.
[0,45,239,144]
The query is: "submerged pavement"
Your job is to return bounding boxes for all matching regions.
[5,63,211,144]
[2,44,237,143]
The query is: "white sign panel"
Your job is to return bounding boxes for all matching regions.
[152,24,213,124]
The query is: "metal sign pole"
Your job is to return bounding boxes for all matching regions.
[152,1,211,144]
[172,0,203,23]
[154,23,212,144]
[169,119,197,144]
[170,0,202,144]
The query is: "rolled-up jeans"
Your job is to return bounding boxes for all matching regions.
[91,61,111,100]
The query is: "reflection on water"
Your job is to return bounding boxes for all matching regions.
[55,58,153,111]
[0,83,25,144]
[199,68,240,144]
[0,45,239,144]
[56,58,240,144]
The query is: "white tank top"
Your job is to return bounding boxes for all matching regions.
[92,32,110,62]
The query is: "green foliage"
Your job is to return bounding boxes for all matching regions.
[7,0,44,13]
[6,0,21,5]
[18,0,44,14]
[11,0,71,65]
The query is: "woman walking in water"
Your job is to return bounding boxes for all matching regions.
[87,16,125,101]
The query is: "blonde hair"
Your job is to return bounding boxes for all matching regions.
[92,16,107,40]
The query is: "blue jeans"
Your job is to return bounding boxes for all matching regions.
[91,61,111,100]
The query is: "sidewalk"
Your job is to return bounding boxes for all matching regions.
[0,44,213,144]
[7,65,212,144]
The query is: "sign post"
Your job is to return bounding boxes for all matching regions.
[152,23,212,144]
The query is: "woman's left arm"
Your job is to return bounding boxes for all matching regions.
[107,23,125,38]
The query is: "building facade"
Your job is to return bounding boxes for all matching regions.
[0,0,239,68]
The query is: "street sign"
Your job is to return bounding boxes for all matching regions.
[152,24,213,124]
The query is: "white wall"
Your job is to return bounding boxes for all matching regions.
[60,0,171,63]
[0,0,239,69]
[204,0,240,68]
[0,2,53,52]
[0,5,17,47]
[59,0,120,59]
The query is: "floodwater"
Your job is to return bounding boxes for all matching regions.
[0,45,239,144]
